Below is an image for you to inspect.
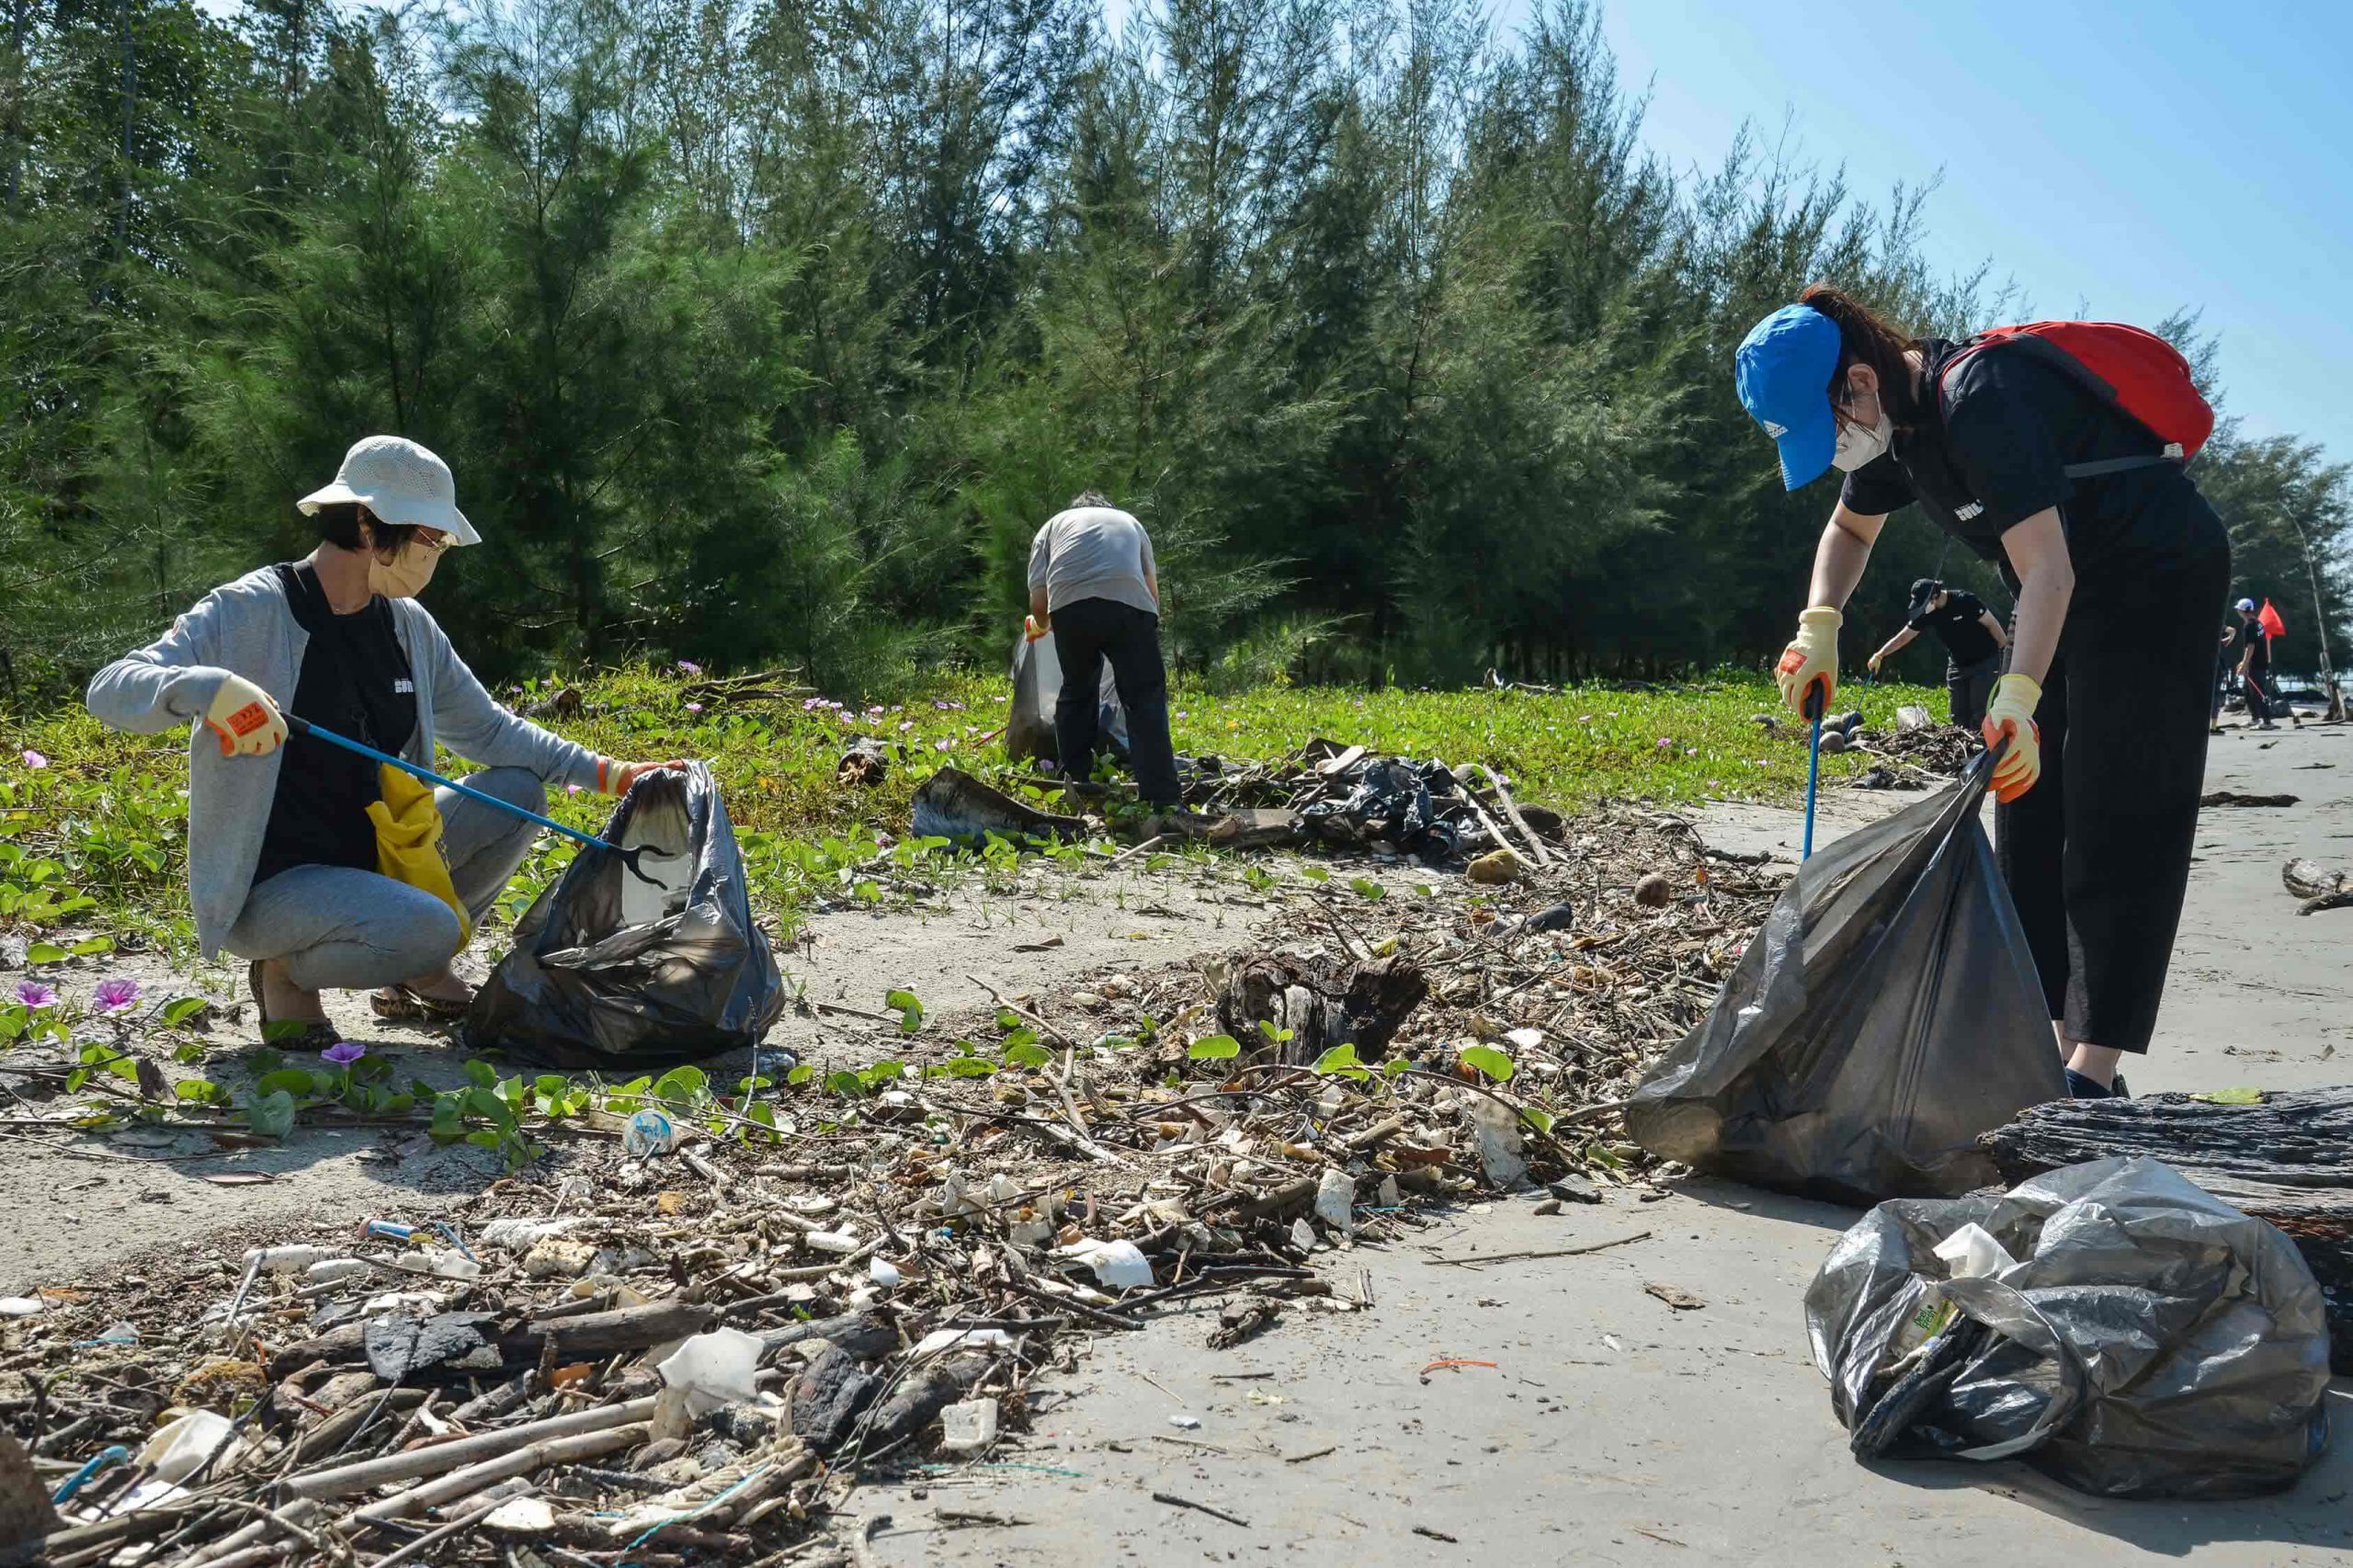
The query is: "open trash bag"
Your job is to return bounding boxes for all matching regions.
[1806,1156,2333,1498]
[1006,631,1128,766]
[1625,752,2064,1204]
[467,763,785,1065]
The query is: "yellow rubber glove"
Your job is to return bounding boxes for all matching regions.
[1775,607,1841,718]
[204,674,288,758]
[1982,674,2043,803]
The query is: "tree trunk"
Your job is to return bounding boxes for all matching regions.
[114,0,137,258]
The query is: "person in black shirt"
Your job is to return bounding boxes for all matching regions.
[1866,579,2009,730]
[1735,286,2230,1100]
[2231,597,2279,728]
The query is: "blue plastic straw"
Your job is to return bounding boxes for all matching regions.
[1802,691,1824,861]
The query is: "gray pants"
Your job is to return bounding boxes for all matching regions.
[226,767,546,991]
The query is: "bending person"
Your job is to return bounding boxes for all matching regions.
[87,437,681,1049]
[1866,578,2009,731]
[1736,289,2228,1099]
[1026,491,1181,816]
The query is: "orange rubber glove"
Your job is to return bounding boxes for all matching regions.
[1982,674,2043,802]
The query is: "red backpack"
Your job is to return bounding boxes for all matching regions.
[1937,321,2216,478]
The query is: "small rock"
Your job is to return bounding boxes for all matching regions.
[1532,1199,1563,1216]
[1069,991,1107,1010]
[632,1437,688,1470]
[1546,1175,1603,1205]
[1818,729,1848,754]
[1632,872,1673,908]
[1467,849,1525,885]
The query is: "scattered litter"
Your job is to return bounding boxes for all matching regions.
[1419,1358,1497,1377]
[1167,1414,1201,1430]
[1643,1282,1705,1311]
[938,1398,999,1455]
[2200,790,2299,808]
[1051,1238,1154,1290]
[656,1326,766,1415]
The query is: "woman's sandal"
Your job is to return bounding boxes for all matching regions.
[248,960,345,1052]
[370,983,472,1025]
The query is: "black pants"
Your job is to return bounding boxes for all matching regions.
[1050,597,1180,809]
[2242,667,2274,722]
[1995,502,2230,1053]
[1946,653,2001,733]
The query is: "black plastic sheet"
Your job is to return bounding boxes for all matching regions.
[466,764,785,1065]
[1806,1156,2333,1498]
[1625,753,2065,1204]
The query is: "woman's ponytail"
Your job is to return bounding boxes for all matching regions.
[1798,283,1925,427]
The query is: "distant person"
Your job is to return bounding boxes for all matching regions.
[1026,492,1180,813]
[2233,597,2279,729]
[86,437,683,1050]
[1734,287,2227,1101]
[1866,578,2009,731]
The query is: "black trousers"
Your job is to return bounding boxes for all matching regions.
[2243,667,2275,722]
[1995,499,2230,1053]
[1946,653,2001,732]
[1050,597,1181,809]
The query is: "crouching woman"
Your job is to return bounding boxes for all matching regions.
[86,437,678,1049]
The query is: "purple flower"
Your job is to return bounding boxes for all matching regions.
[566,783,584,795]
[685,702,704,714]
[93,977,142,1014]
[12,982,56,1010]
[936,737,954,752]
[898,721,915,732]
[802,697,824,710]
[20,749,46,769]
[1656,736,1673,750]
[677,660,702,676]
[321,1040,366,1066]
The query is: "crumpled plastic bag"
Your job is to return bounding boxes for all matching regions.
[1626,753,2065,1204]
[467,763,785,1065]
[1805,1155,2332,1499]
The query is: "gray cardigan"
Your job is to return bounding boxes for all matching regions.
[86,567,604,958]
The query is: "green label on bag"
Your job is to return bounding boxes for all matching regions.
[1895,1292,1958,1358]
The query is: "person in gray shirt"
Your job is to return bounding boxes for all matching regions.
[1027,493,1179,809]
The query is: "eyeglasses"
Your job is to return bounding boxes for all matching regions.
[413,529,453,552]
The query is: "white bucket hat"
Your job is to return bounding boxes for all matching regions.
[297,436,480,546]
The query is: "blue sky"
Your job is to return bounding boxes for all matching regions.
[1554,0,2350,464]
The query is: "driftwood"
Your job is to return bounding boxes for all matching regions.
[2283,857,2353,915]
[1215,950,1427,1063]
[1981,1089,2353,1372]
[284,1396,659,1500]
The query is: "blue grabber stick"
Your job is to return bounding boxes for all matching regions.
[1802,682,1825,861]
[283,714,676,886]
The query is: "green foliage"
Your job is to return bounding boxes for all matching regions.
[1457,1043,1515,1083]
[1187,1033,1241,1062]
[6,0,2337,710]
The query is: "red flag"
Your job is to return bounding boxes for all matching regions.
[2259,599,2288,640]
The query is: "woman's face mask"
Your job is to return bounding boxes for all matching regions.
[369,536,445,599]
[1830,380,1893,472]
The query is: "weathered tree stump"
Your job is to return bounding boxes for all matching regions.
[1982,1088,2353,1371]
[1215,950,1427,1063]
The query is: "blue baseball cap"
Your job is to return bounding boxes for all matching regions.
[1735,303,1842,490]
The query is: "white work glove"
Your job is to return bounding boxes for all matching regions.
[204,675,288,758]
[1982,674,2043,803]
[1775,607,1841,718]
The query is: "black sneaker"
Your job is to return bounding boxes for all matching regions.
[2064,1069,2118,1100]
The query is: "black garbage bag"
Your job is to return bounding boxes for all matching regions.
[1006,631,1127,767]
[1624,752,2064,1204]
[467,763,785,1066]
[1806,1156,2333,1499]
[1298,756,1462,860]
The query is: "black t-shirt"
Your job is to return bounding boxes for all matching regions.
[2237,617,2272,674]
[252,564,417,888]
[1907,590,1999,667]
[1839,337,2202,585]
